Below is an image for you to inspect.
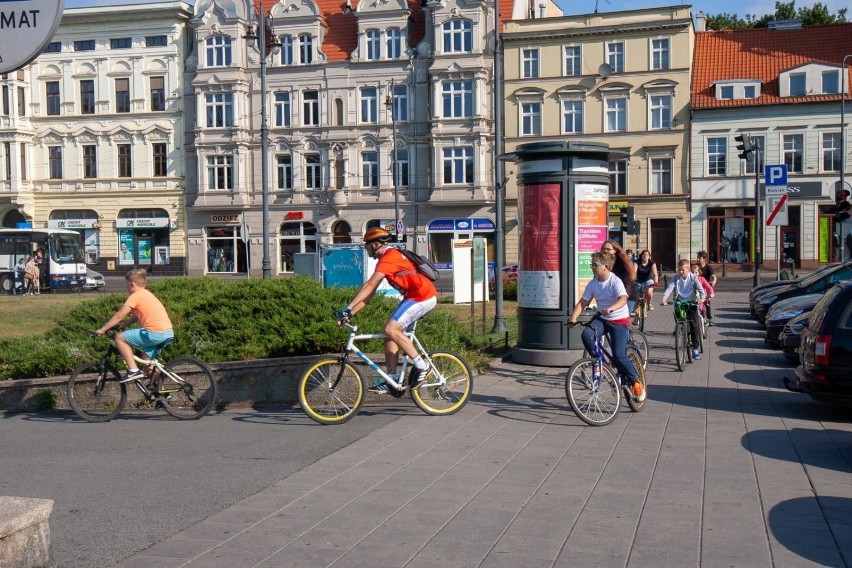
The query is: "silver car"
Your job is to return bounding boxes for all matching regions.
[84,269,105,290]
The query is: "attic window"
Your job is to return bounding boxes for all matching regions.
[714,81,761,101]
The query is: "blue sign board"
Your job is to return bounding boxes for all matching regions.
[321,247,365,289]
[764,164,788,187]
[427,218,496,232]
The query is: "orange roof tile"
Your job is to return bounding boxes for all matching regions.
[691,23,852,109]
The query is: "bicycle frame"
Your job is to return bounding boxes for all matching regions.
[337,322,441,390]
[581,317,627,386]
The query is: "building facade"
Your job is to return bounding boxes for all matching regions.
[690,20,852,270]
[185,0,538,276]
[0,1,192,274]
[502,6,694,270]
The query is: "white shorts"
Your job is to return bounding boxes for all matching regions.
[390,296,438,330]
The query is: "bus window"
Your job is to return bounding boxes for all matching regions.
[50,234,84,263]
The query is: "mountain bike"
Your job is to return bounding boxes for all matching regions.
[298,321,473,425]
[565,313,647,426]
[633,282,655,332]
[67,333,217,422]
[580,308,648,370]
[665,300,702,371]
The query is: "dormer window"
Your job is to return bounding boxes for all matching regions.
[205,36,232,67]
[387,28,401,59]
[280,36,293,65]
[366,30,380,61]
[300,35,313,65]
[714,80,761,100]
[779,64,844,97]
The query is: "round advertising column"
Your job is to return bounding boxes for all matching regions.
[511,141,623,366]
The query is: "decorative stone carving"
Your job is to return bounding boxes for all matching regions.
[185,55,198,69]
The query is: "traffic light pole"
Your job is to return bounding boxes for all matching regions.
[754,144,761,287]
[841,55,851,262]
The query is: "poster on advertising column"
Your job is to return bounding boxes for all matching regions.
[518,182,561,309]
[574,183,609,302]
[119,230,135,265]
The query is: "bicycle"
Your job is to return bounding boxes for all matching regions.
[565,313,647,426]
[580,308,648,370]
[633,282,654,332]
[67,332,217,422]
[298,321,473,425]
[665,300,703,371]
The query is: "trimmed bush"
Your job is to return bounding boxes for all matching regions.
[0,276,487,380]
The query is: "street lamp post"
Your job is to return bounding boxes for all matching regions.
[386,82,400,238]
[244,9,279,279]
[490,0,507,334]
[841,54,851,262]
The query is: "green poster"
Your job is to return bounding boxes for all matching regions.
[119,230,135,265]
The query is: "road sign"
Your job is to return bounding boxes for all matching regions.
[396,219,405,236]
[766,193,788,226]
[765,164,787,187]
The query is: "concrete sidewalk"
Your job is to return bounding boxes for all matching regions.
[119,291,852,568]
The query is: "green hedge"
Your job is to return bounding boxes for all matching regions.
[0,276,488,381]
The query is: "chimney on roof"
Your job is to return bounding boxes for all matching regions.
[695,11,706,32]
[769,19,803,30]
[539,3,546,18]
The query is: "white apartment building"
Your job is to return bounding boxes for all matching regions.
[0,1,192,274]
[185,0,546,276]
[690,20,852,270]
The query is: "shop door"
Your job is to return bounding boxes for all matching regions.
[650,219,677,272]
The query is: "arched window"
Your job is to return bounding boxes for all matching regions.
[334,98,344,126]
[332,220,352,243]
[278,221,317,273]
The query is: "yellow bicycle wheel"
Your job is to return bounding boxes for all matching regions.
[299,359,364,425]
[410,351,473,416]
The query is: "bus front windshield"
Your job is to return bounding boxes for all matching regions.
[50,234,84,264]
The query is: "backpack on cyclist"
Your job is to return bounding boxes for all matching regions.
[397,249,440,282]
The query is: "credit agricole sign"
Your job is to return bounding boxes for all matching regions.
[0,0,64,74]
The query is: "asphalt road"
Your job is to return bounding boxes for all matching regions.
[0,406,401,568]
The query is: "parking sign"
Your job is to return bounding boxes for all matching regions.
[764,164,788,227]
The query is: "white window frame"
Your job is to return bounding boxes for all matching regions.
[442,146,474,185]
[392,85,408,122]
[783,133,804,173]
[366,30,380,61]
[305,153,321,189]
[299,34,313,64]
[605,97,626,132]
[360,86,378,124]
[303,90,319,126]
[361,151,378,188]
[563,45,581,76]
[387,28,402,59]
[442,19,472,54]
[649,95,671,130]
[650,38,669,70]
[822,70,840,94]
[822,132,841,172]
[206,155,234,190]
[280,35,293,65]
[650,157,672,195]
[442,80,473,118]
[274,91,290,127]
[744,134,765,175]
[522,48,539,79]
[607,41,624,73]
[393,148,409,187]
[277,154,293,190]
[205,93,234,128]
[205,35,232,67]
[562,99,583,134]
[520,102,541,136]
[706,137,727,176]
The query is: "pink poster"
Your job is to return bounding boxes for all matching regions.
[578,226,608,252]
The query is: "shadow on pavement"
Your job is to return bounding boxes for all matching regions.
[768,496,852,566]
[743,428,852,472]
[5,409,177,423]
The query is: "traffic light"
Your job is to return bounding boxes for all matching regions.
[621,206,636,234]
[735,133,753,160]
[836,187,852,223]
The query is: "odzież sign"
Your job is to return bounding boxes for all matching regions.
[0,0,65,75]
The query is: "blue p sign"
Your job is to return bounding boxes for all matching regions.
[764,165,788,186]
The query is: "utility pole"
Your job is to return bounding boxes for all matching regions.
[736,133,761,286]
[491,0,507,334]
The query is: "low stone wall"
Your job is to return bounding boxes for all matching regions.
[0,354,392,412]
[0,497,54,568]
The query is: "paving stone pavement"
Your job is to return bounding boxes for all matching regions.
[119,291,852,568]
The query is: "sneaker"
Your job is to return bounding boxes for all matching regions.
[119,369,145,384]
[632,381,646,402]
[692,349,702,360]
[707,319,715,327]
[649,305,655,311]
[367,381,390,394]
[407,366,426,388]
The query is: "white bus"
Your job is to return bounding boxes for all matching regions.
[0,228,87,293]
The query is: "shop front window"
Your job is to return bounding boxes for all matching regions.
[206,226,245,273]
[707,207,761,264]
[278,221,317,273]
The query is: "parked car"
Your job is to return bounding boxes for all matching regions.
[752,261,852,324]
[764,294,822,347]
[84,269,105,291]
[779,312,809,362]
[748,262,838,316]
[792,281,852,406]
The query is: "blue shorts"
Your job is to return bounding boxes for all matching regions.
[123,329,174,358]
[390,297,437,330]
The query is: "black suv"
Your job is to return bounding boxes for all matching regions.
[794,281,852,406]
